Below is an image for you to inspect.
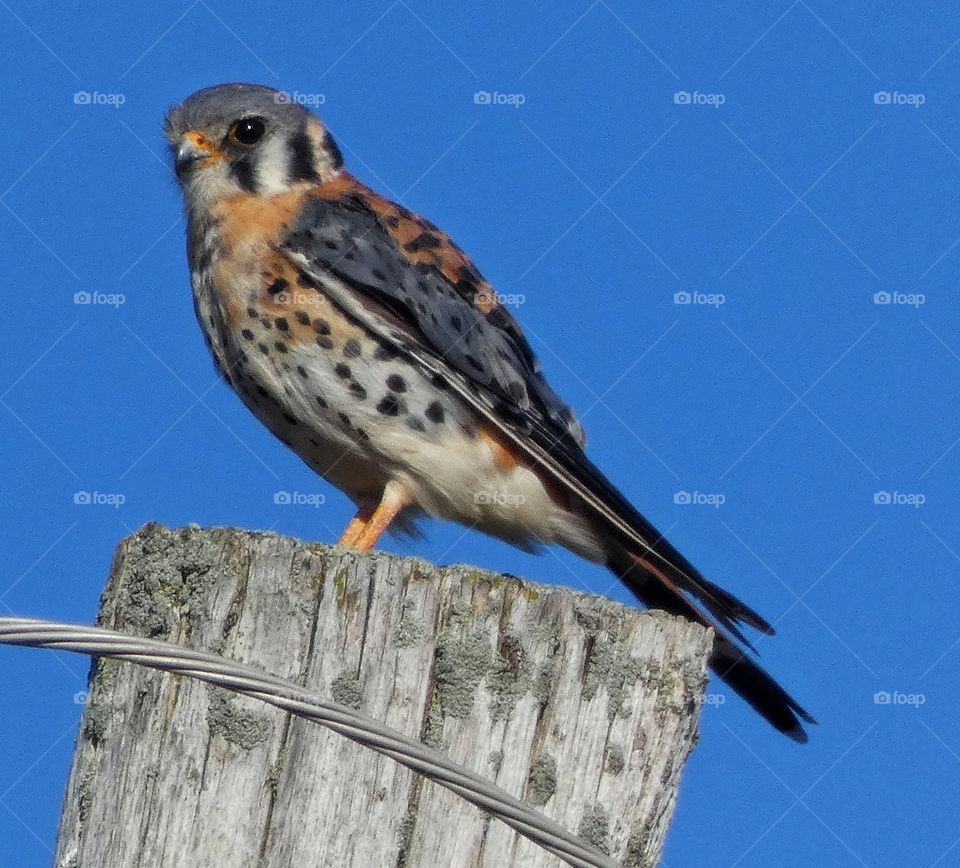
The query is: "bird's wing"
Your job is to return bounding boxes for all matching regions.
[280,175,814,741]
[282,173,587,451]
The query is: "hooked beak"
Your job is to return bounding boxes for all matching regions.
[174,131,221,177]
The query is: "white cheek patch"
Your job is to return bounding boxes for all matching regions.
[253,135,293,195]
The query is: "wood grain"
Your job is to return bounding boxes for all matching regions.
[55,524,711,867]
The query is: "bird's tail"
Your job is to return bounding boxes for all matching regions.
[607,546,816,742]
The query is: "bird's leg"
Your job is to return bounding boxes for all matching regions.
[338,505,374,546]
[352,481,411,552]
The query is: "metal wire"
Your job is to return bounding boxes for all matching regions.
[0,616,618,868]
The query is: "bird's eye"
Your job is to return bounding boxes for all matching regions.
[229,117,266,147]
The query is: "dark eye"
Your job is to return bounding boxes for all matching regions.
[229,117,266,147]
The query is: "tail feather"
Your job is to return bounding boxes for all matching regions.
[611,549,816,742]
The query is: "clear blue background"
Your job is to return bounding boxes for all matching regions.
[0,2,957,865]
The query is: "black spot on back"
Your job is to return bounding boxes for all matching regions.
[374,341,399,361]
[458,263,482,285]
[376,394,405,416]
[404,232,442,253]
[267,278,288,296]
[386,373,406,392]
[343,338,362,358]
[425,401,445,424]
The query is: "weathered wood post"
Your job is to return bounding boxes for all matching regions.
[55,524,711,867]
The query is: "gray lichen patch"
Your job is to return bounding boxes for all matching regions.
[82,659,119,747]
[532,660,556,705]
[206,687,271,750]
[434,629,491,719]
[267,745,288,792]
[605,743,626,775]
[330,670,364,709]
[393,602,424,648]
[396,810,417,868]
[526,754,558,806]
[102,524,226,640]
[581,637,647,719]
[77,767,96,823]
[625,818,655,867]
[487,632,531,720]
[422,697,445,749]
[578,802,610,855]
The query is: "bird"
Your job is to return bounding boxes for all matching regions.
[165,82,816,742]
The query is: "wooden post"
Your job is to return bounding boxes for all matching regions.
[55,524,711,867]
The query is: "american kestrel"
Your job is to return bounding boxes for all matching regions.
[166,83,815,742]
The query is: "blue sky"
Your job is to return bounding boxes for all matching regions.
[0,2,958,865]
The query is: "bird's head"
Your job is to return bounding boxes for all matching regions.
[165,83,344,213]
